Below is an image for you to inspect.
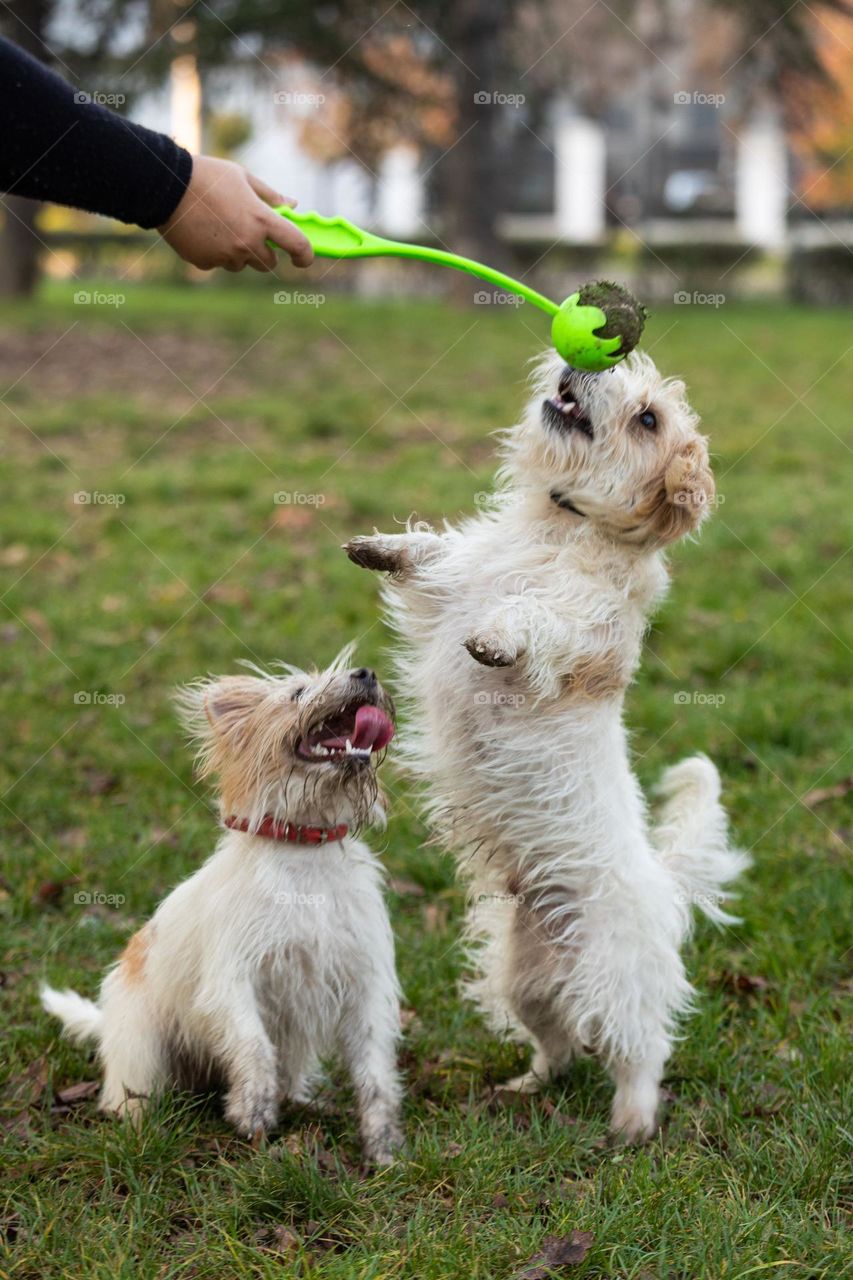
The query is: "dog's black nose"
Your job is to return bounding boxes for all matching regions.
[351,667,377,686]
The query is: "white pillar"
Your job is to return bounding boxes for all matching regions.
[375,145,423,238]
[735,106,788,250]
[553,107,606,242]
[170,55,202,155]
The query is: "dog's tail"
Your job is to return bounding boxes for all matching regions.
[41,985,103,1043]
[653,754,750,925]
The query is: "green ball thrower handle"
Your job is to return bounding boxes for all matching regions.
[273,206,560,316]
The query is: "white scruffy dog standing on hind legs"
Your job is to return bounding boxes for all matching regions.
[42,650,404,1165]
[345,350,749,1142]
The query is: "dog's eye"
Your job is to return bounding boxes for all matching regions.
[291,686,305,701]
[638,410,657,431]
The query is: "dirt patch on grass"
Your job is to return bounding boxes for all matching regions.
[0,326,267,404]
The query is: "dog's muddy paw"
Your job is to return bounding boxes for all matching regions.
[226,1081,279,1142]
[343,537,406,574]
[464,633,519,667]
[498,1070,545,1095]
[609,1102,658,1145]
[363,1122,405,1168]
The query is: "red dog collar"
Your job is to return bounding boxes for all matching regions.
[223,815,348,845]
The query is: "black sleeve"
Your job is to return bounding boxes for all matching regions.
[0,37,193,228]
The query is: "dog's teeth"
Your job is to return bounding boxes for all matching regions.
[560,400,576,415]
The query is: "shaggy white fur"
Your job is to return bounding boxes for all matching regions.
[42,650,404,1164]
[345,350,749,1142]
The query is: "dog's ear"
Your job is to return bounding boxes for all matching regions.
[635,437,715,545]
[203,677,266,735]
[174,676,266,757]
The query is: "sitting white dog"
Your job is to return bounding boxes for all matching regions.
[42,652,404,1164]
[345,350,748,1142]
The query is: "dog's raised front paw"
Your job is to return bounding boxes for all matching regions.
[464,632,519,668]
[344,536,407,574]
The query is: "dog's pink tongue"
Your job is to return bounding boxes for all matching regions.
[351,705,394,751]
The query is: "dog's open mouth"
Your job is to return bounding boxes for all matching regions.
[542,370,593,438]
[297,702,395,763]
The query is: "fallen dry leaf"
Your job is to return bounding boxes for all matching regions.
[55,1080,100,1105]
[802,776,853,808]
[716,971,772,998]
[1,1056,49,1139]
[33,878,77,908]
[4,1057,49,1109]
[83,769,119,796]
[269,1225,301,1256]
[540,1097,579,1128]
[515,1231,594,1278]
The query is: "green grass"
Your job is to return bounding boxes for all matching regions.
[0,281,850,1279]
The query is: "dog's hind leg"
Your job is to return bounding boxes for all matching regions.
[344,529,443,578]
[97,979,169,1124]
[570,869,691,1142]
[499,894,578,1094]
[502,1029,576,1094]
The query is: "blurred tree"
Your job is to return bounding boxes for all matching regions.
[0,0,50,296]
[789,9,853,209]
[708,0,852,108]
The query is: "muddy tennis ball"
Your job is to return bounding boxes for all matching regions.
[550,280,648,372]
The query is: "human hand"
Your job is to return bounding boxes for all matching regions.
[159,155,313,272]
